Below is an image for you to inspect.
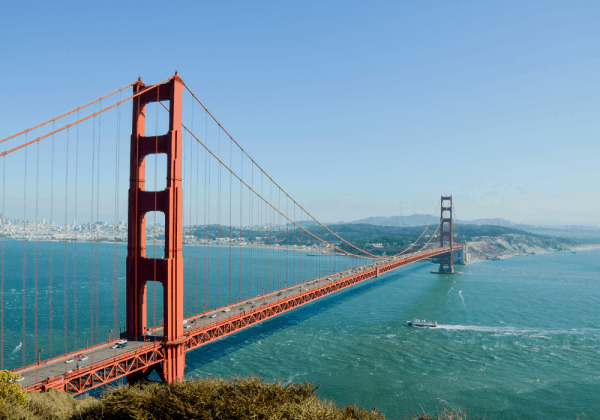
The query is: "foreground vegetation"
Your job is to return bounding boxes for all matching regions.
[1,375,389,420]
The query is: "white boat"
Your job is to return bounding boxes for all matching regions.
[407,318,437,328]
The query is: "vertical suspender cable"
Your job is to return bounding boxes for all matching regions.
[74,114,80,351]
[95,106,101,343]
[293,204,296,286]
[277,188,282,289]
[22,139,27,367]
[182,129,186,317]
[207,127,210,312]
[35,138,40,374]
[249,163,253,298]
[203,114,207,314]
[187,125,192,317]
[49,126,55,357]
[1,156,5,369]
[299,211,303,283]
[64,129,69,369]
[239,151,242,302]
[217,130,221,308]
[113,100,121,337]
[229,137,232,306]
[270,183,273,292]
[90,116,96,346]
[259,172,263,297]
[189,120,194,315]
[194,106,199,315]
[285,196,289,290]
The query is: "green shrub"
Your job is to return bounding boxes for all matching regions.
[0,370,29,406]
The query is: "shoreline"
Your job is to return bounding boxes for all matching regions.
[466,243,600,265]
[2,237,338,255]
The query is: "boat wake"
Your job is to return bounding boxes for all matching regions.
[459,290,466,307]
[436,325,591,336]
[447,287,453,295]
[12,342,22,354]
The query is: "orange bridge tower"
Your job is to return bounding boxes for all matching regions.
[438,196,454,274]
[126,74,185,383]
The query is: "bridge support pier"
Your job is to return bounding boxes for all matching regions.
[126,73,186,384]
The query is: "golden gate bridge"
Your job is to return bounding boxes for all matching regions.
[0,73,464,394]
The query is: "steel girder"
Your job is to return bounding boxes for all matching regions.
[25,344,165,395]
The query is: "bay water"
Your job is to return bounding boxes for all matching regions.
[186,248,600,418]
[2,239,599,418]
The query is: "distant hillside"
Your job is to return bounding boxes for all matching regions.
[457,218,515,226]
[348,215,515,228]
[347,215,600,244]
[327,223,581,257]
[348,214,434,227]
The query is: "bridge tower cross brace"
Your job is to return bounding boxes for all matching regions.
[126,74,185,383]
[438,196,454,274]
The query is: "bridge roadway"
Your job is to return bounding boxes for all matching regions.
[13,245,461,394]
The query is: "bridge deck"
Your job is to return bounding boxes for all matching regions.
[14,246,461,394]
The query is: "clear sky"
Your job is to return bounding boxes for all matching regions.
[1,1,599,225]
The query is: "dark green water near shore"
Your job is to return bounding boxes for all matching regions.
[186,249,600,419]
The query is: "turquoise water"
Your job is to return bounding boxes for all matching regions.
[185,249,600,419]
[2,240,599,418]
[0,239,364,368]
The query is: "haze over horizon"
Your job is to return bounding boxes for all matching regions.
[343,214,600,228]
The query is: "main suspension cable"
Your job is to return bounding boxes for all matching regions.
[180,83,383,260]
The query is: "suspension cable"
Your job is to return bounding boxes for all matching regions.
[180,83,385,259]
[0,82,136,146]
[183,125,377,260]
[0,77,174,158]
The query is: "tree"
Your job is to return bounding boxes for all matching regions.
[0,370,29,406]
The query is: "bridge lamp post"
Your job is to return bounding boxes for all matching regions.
[38,349,43,365]
[109,330,113,342]
[262,287,265,304]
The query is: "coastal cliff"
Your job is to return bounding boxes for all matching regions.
[466,233,574,264]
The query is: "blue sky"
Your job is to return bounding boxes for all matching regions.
[1,1,599,225]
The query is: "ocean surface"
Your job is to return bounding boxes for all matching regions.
[2,240,600,418]
[185,249,600,419]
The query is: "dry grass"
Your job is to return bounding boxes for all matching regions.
[1,375,386,420]
[406,405,473,420]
